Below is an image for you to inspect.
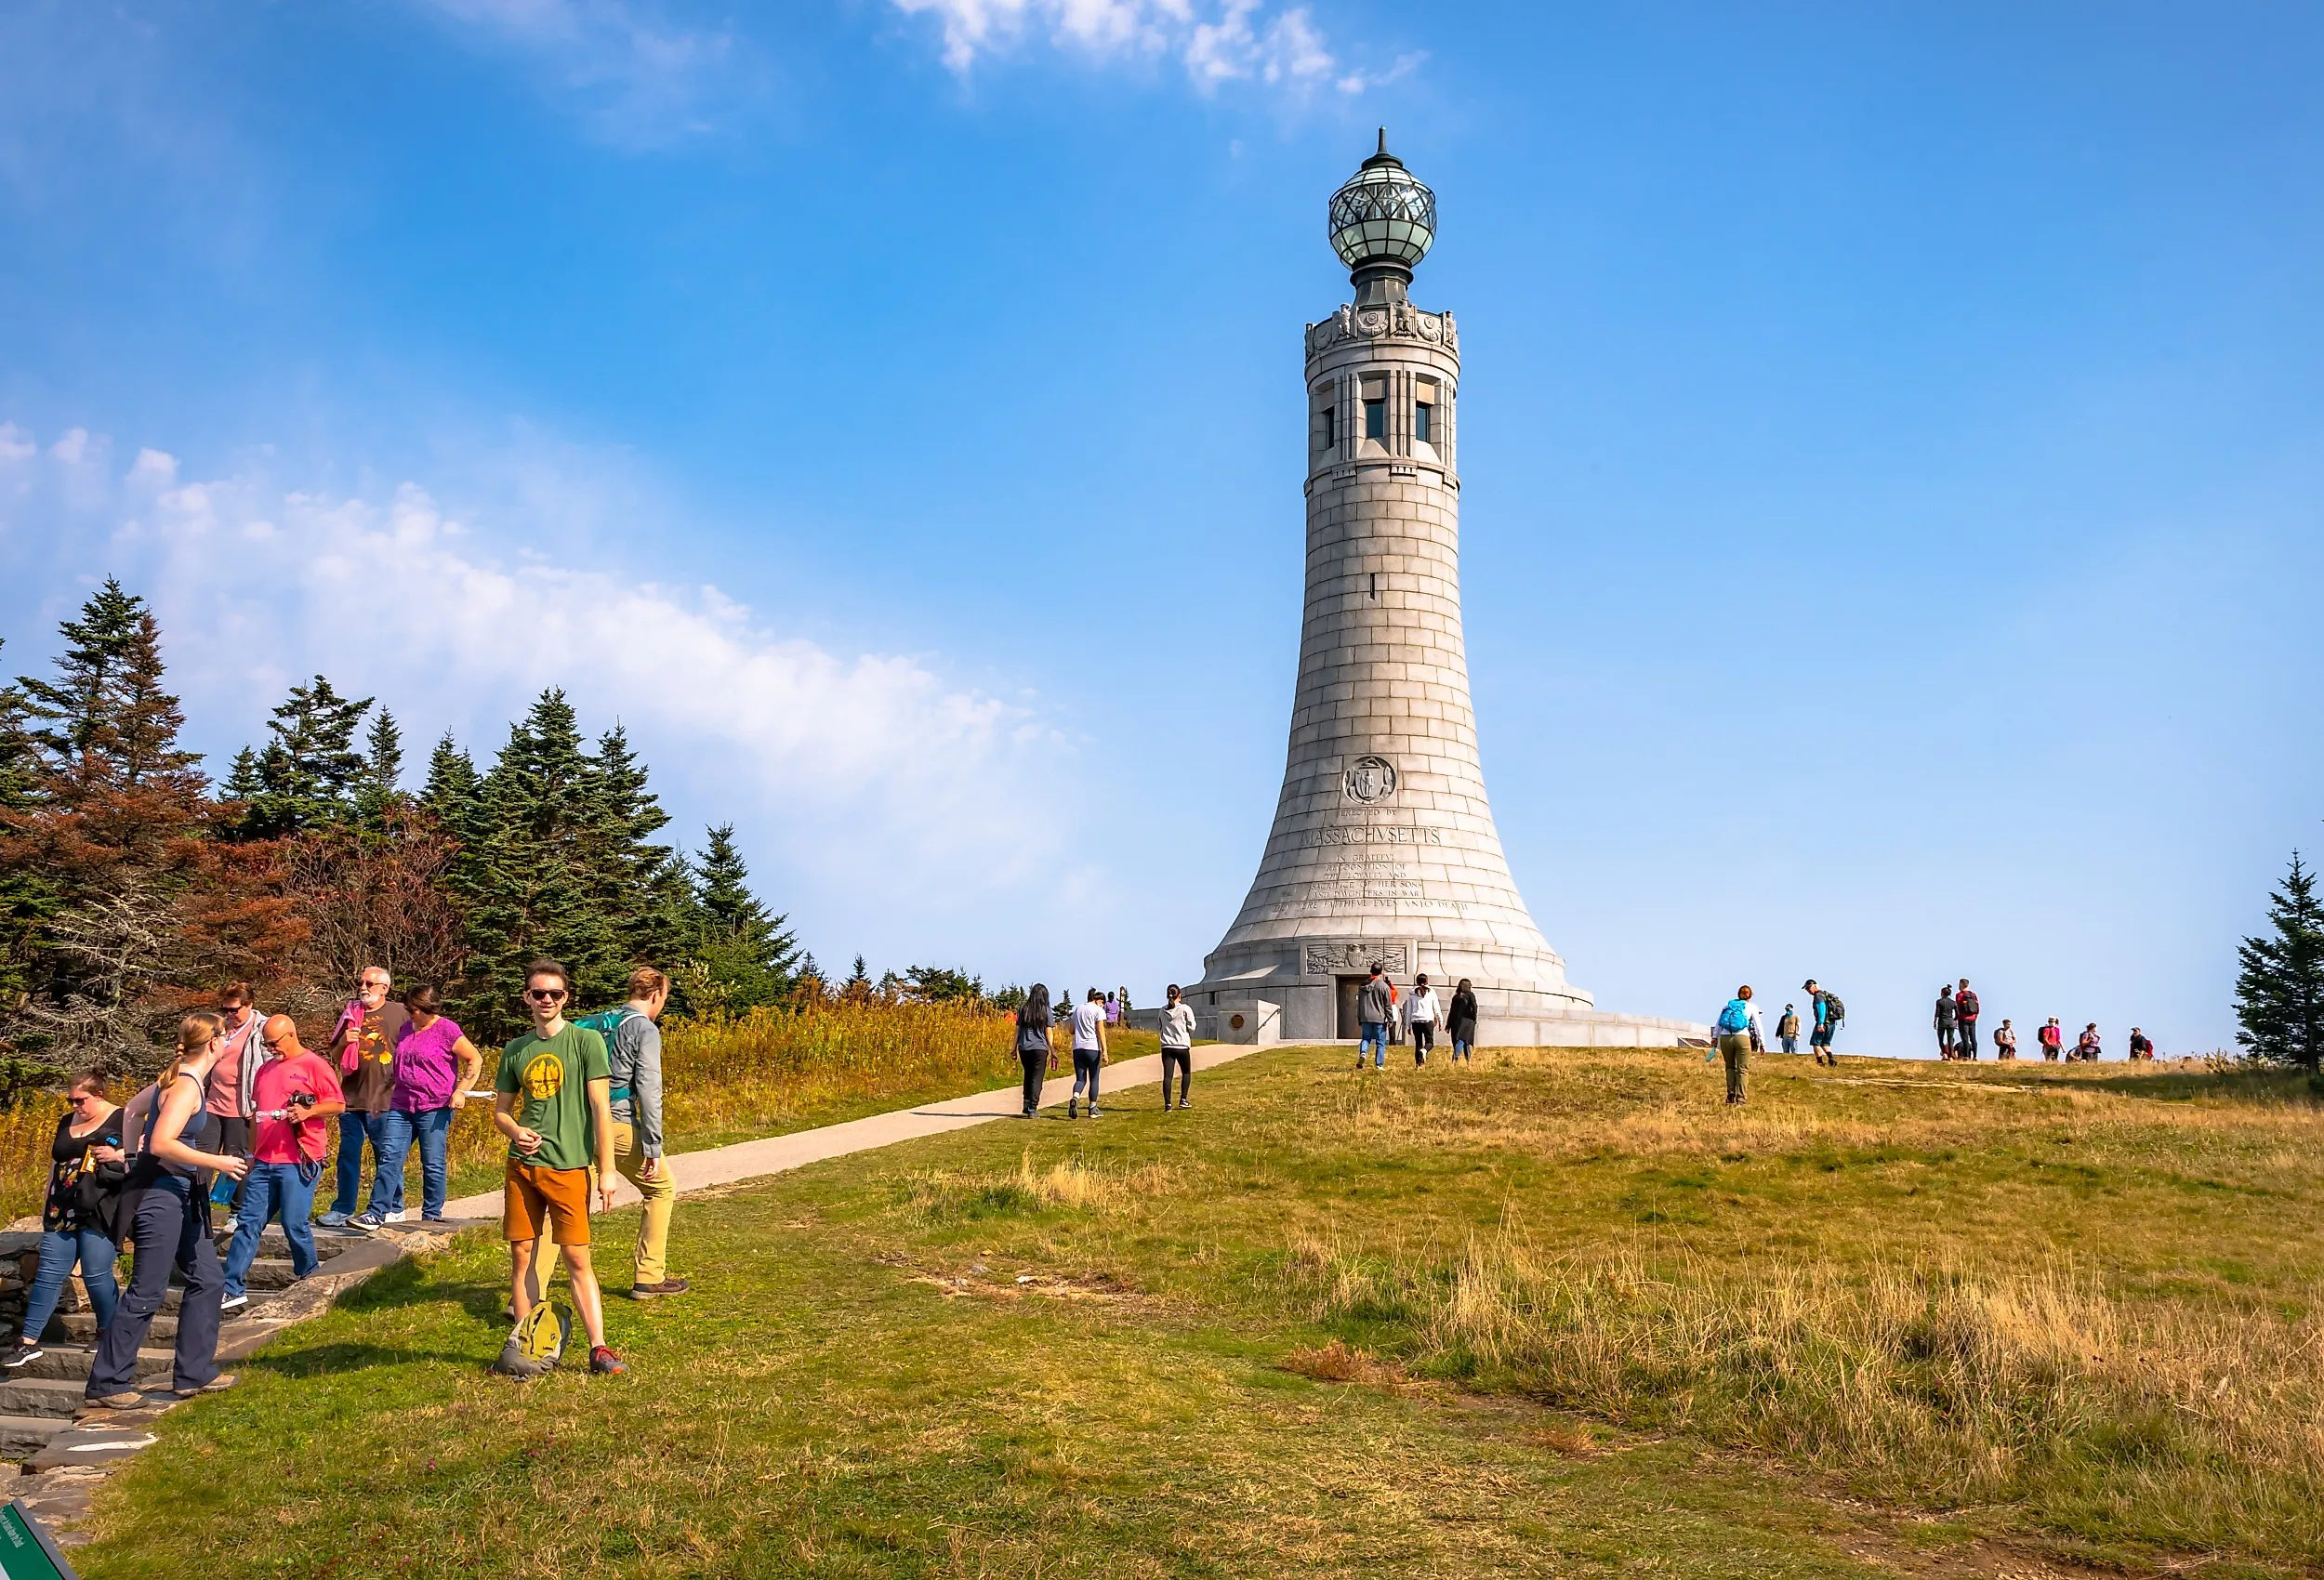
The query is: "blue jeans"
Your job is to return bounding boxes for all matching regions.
[376,1107,453,1219]
[1360,1022,1388,1067]
[224,1162,320,1298]
[21,1227,119,1343]
[332,1111,390,1216]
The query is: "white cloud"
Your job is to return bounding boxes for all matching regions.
[1,433,1079,906]
[412,0,756,146]
[891,0,1367,93]
[48,428,90,465]
[0,424,32,464]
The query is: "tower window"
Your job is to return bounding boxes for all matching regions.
[1364,398,1386,441]
[1318,402,1336,451]
[1414,402,1433,443]
[1369,573,1378,599]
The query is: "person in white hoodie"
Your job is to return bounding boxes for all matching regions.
[1157,985,1196,1111]
[1406,974,1442,1067]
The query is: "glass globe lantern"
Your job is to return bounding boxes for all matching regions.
[1327,129,1435,304]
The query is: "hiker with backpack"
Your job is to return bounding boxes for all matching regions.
[1710,986,1755,1105]
[1993,1020,2019,1060]
[7,1073,126,1373]
[492,959,624,1378]
[86,1013,247,1407]
[2039,1018,2064,1060]
[570,969,685,1299]
[1955,980,1982,1060]
[1803,980,1842,1065]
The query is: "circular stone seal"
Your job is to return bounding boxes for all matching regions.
[1342,756,1398,803]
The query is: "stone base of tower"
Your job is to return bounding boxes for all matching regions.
[1185,935,1710,1048]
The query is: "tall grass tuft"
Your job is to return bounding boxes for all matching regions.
[1282,1229,2324,1564]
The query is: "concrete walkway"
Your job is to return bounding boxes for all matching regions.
[442,1040,1262,1220]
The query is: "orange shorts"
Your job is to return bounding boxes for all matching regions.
[503,1159,591,1245]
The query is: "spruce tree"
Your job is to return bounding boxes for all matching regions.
[2235,851,2324,1072]
[421,732,481,841]
[363,708,403,795]
[15,579,204,803]
[683,823,799,1011]
[583,723,690,977]
[244,676,374,836]
[451,691,625,1039]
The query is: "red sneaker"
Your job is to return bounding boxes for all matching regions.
[588,1346,627,1376]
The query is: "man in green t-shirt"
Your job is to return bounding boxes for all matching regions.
[493,958,624,1376]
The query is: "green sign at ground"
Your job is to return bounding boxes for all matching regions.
[0,1503,76,1580]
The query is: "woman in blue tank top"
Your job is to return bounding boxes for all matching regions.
[86,1012,252,1407]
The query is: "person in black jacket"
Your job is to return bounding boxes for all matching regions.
[1014,984,1054,1118]
[8,1073,127,1371]
[1446,979,1480,1063]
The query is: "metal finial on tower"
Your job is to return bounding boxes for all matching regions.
[1327,130,1435,305]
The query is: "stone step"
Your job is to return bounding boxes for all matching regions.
[0,1378,90,1420]
[211,1226,365,1262]
[0,1414,72,1457]
[51,1311,173,1345]
[3,1346,172,1383]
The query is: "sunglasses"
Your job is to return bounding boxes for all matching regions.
[525,988,568,1002]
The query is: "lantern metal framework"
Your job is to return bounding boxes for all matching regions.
[1327,128,1436,303]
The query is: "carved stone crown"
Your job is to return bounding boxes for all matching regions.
[1306,300,1458,361]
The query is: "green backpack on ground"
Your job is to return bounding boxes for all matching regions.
[493,1302,571,1379]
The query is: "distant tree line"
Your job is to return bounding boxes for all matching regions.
[0,578,806,1079]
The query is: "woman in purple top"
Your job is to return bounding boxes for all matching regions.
[373,984,485,1223]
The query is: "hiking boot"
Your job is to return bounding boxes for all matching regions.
[627,1278,691,1300]
[589,1346,627,1376]
[5,1343,42,1371]
[175,1374,235,1399]
[219,1293,249,1313]
[82,1392,145,1412]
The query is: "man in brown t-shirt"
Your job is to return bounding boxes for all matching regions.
[321,966,410,1229]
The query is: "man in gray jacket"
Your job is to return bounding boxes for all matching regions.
[1358,965,1394,1071]
[611,968,684,1298]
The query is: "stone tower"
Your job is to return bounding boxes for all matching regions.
[1190,134,1694,1048]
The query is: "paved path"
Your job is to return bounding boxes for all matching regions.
[442,1041,1262,1220]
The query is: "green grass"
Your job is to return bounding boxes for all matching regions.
[70,1046,2324,1577]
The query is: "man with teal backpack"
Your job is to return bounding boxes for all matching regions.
[566,968,685,1299]
[1710,986,1756,1106]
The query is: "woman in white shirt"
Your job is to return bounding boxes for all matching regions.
[1406,974,1442,1067]
[1068,989,1109,1118]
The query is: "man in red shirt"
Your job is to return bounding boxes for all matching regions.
[220,1015,345,1312]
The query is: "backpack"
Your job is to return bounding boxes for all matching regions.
[568,1007,640,1102]
[1716,999,1751,1034]
[1820,993,1844,1024]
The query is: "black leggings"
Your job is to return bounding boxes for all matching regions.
[1018,1048,1047,1114]
[1071,1050,1102,1105]
[1410,1022,1435,1061]
[1160,1047,1191,1105]
[89,1178,223,1398]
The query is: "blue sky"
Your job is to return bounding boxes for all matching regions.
[4,1,2320,1054]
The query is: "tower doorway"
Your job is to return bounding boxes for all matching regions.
[1336,976,1366,1038]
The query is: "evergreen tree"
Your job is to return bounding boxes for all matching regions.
[14,579,204,804]
[450,691,626,1040]
[355,706,406,827]
[220,746,263,806]
[244,676,374,836]
[680,823,799,1013]
[583,723,691,977]
[0,652,55,1011]
[2235,850,2324,1072]
[421,732,481,842]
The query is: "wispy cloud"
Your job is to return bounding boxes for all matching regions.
[0,424,1077,907]
[889,0,1397,95]
[412,0,760,146]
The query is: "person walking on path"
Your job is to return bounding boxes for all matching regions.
[606,969,684,1299]
[1955,980,1982,1060]
[1993,1020,2018,1060]
[1068,988,1108,1119]
[1103,992,1121,1029]
[494,959,623,1377]
[1013,985,1053,1118]
[1158,985,1196,1110]
[2039,1018,2064,1060]
[1406,974,1441,1066]
[1934,984,1958,1060]
[1712,987,1755,1105]
[205,982,263,1235]
[376,984,483,1226]
[1357,966,1393,1070]
[86,1013,248,1408]
[1804,980,1842,1065]
[2076,1023,2102,1061]
[1446,980,1479,1063]
[221,1015,344,1313]
[8,1073,126,1371]
[324,967,408,1229]
[1776,1004,1801,1056]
